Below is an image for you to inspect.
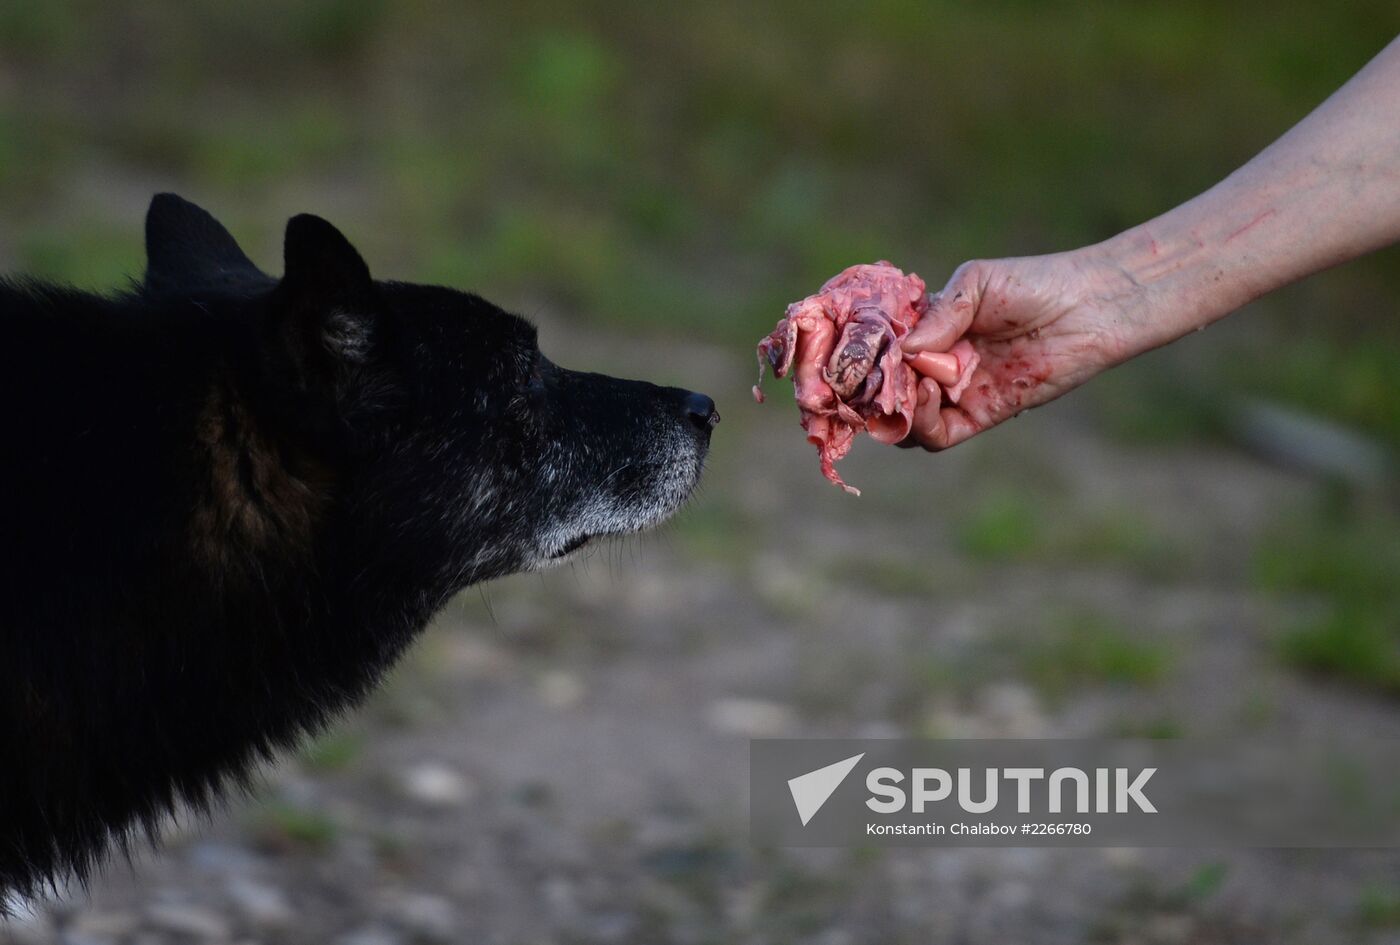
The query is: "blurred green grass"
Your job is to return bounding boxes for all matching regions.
[250,801,341,852]
[1359,885,1400,928]
[956,488,1188,577]
[1256,493,1400,694]
[1020,614,1174,700]
[3,2,1397,362]
[298,728,366,772]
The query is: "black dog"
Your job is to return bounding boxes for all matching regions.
[0,195,718,899]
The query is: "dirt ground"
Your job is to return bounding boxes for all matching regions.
[3,324,1399,945]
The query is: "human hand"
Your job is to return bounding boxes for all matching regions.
[899,250,1146,450]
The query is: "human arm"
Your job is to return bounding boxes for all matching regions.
[901,34,1400,450]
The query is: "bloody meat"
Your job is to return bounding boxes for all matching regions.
[753,262,978,494]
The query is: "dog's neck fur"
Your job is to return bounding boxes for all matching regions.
[0,280,436,899]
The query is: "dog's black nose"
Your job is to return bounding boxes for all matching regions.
[683,392,720,432]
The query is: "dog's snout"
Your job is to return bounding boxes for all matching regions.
[682,391,720,433]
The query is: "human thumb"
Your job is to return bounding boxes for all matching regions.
[903,261,982,353]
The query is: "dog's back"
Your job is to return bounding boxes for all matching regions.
[0,281,279,894]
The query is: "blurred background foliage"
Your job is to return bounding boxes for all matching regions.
[1,0,1396,359]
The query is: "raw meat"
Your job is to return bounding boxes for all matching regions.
[753,262,978,495]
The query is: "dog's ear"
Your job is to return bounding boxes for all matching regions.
[144,193,270,293]
[275,214,381,380]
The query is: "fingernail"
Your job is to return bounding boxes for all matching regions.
[901,329,929,351]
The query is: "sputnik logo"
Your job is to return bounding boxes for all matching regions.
[787,753,865,826]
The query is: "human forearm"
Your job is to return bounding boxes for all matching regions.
[1090,35,1400,361]
[900,36,1400,451]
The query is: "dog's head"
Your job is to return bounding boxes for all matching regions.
[144,194,717,591]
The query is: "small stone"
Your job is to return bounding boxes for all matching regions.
[61,932,115,945]
[990,879,1033,910]
[542,876,577,917]
[273,773,320,808]
[537,670,585,709]
[398,763,475,808]
[441,634,511,678]
[723,882,762,930]
[704,697,796,737]
[383,892,455,940]
[586,911,636,943]
[144,902,230,940]
[977,682,1046,737]
[855,720,904,739]
[750,554,816,613]
[1101,846,1142,868]
[923,701,984,738]
[337,924,401,945]
[64,911,141,942]
[625,573,676,618]
[1145,913,1195,943]
[188,841,261,874]
[226,877,294,929]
